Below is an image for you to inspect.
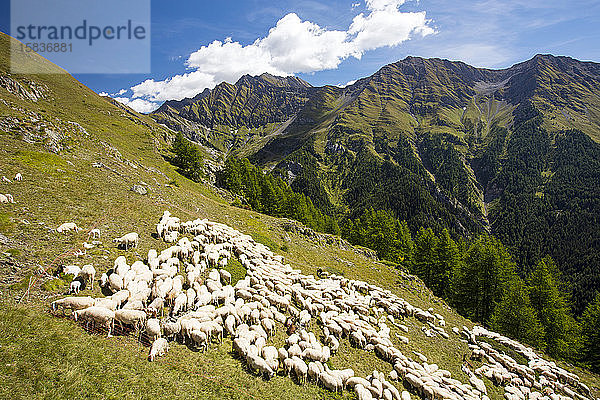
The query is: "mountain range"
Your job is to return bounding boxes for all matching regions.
[152,55,600,313]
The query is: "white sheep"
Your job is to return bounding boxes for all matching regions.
[73,306,115,337]
[146,318,161,342]
[51,296,94,313]
[1,176,11,183]
[14,173,22,181]
[79,264,96,290]
[62,265,81,278]
[114,309,147,332]
[94,297,117,310]
[149,338,169,361]
[0,194,9,204]
[99,273,109,288]
[56,222,79,234]
[219,269,232,284]
[70,280,81,294]
[190,330,208,351]
[90,228,101,239]
[108,273,123,292]
[113,232,139,250]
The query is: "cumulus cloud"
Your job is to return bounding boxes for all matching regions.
[338,79,357,87]
[122,0,434,107]
[98,91,109,97]
[113,97,160,114]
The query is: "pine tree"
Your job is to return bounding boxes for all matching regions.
[171,132,204,182]
[411,227,439,289]
[451,235,515,323]
[433,229,461,298]
[527,256,580,359]
[490,277,546,347]
[580,292,600,372]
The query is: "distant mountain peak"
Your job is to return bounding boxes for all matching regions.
[235,73,312,89]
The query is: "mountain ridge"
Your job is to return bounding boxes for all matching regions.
[151,53,600,314]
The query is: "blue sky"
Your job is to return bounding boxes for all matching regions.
[1,0,599,113]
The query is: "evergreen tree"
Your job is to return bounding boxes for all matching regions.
[490,277,546,347]
[411,228,438,289]
[171,132,204,182]
[433,229,461,298]
[580,292,600,372]
[451,235,515,323]
[527,256,580,359]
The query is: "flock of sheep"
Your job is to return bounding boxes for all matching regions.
[49,211,593,400]
[0,172,20,203]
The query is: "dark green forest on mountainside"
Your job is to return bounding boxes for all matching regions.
[216,157,340,235]
[216,149,600,372]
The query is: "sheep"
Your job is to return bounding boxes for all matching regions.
[73,306,115,337]
[146,318,161,342]
[1,194,14,203]
[162,320,181,339]
[94,297,117,311]
[14,173,22,181]
[149,338,169,361]
[114,309,147,332]
[346,377,371,389]
[291,357,308,383]
[147,297,164,317]
[319,371,343,393]
[1,176,10,183]
[57,222,79,234]
[108,273,123,292]
[51,296,94,313]
[90,228,101,239]
[122,300,145,311]
[70,280,81,294]
[190,330,208,351]
[224,314,236,337]
[172,292,187,315]
[325,335,340,353]
[247,354,275,380]
[219,269,232,284]
[113,232,139,250]
[61,265,81,278]
[355,384,374,400]
[308,361,322,381]
[79,264,96,290]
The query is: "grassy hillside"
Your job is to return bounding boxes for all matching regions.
[1,32,599,399]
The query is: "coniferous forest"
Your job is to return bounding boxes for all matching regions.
[217,154,600,372]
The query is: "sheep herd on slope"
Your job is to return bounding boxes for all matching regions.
[49,211,593,400]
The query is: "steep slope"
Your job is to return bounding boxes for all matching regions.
[153,73,314,153]
[154,55,600,313]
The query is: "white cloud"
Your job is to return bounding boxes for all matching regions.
[113,97,160,114]
[125,1,434,105]
[131,70,216,102]
[98,91,109,97]
[113,88,127,96]
[365,0,406,11]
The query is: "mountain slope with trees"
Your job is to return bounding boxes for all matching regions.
[153,54,600,315]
